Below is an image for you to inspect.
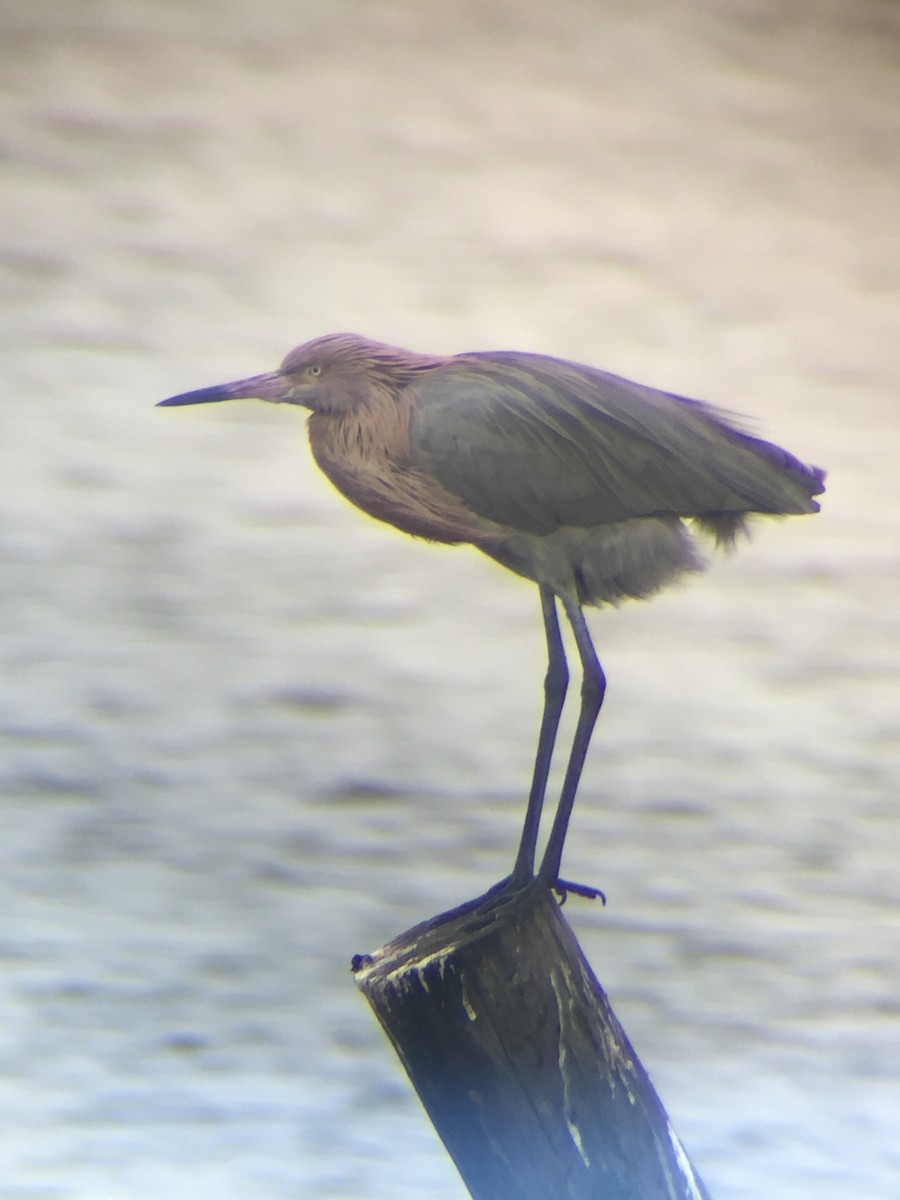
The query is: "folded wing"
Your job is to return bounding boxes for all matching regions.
[408,352,824,537]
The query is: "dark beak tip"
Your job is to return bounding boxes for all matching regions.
[156,371,285,408]
[156,392,206,408]
[156,386,233,408]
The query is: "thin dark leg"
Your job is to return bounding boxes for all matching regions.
[510,585,569,884]
[537,596,606,887]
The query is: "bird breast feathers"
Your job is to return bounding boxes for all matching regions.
[305,396,501,546]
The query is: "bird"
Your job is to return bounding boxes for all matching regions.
[159,333,825,895]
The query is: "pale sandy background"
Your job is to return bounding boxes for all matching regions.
[2,1,899,1197]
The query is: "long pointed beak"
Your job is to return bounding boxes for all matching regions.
[157,371,288,407]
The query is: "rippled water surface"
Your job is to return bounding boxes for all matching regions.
[2,2,899,1197]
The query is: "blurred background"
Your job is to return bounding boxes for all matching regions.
[2,1,899,1196]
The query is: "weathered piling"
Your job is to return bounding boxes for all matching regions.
[354,881,710,1200]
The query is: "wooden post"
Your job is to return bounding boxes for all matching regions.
[353,880,711,1200]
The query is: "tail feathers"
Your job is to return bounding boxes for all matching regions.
[693,428,826,547]
[758,441,826,507]
[695,448,825,548]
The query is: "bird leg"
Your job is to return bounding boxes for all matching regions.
[537,596,606,889]
[510,585,569,885]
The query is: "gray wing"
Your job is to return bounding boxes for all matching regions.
[407,352,824,535]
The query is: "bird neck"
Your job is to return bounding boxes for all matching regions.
[307,387,413,464]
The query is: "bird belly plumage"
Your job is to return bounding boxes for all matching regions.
[482,516,706,606]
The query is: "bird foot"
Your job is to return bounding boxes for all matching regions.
[491,872,606,905]
[551,877,607,905]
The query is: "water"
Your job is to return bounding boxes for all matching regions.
[2,1,899,1196]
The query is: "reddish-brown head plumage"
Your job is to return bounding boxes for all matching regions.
[277,333,449,413]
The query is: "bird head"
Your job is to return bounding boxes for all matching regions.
[158,333,446,414]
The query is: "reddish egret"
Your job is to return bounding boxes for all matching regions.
[159,334,825,893]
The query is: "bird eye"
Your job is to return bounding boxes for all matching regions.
[307,365,322,378]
